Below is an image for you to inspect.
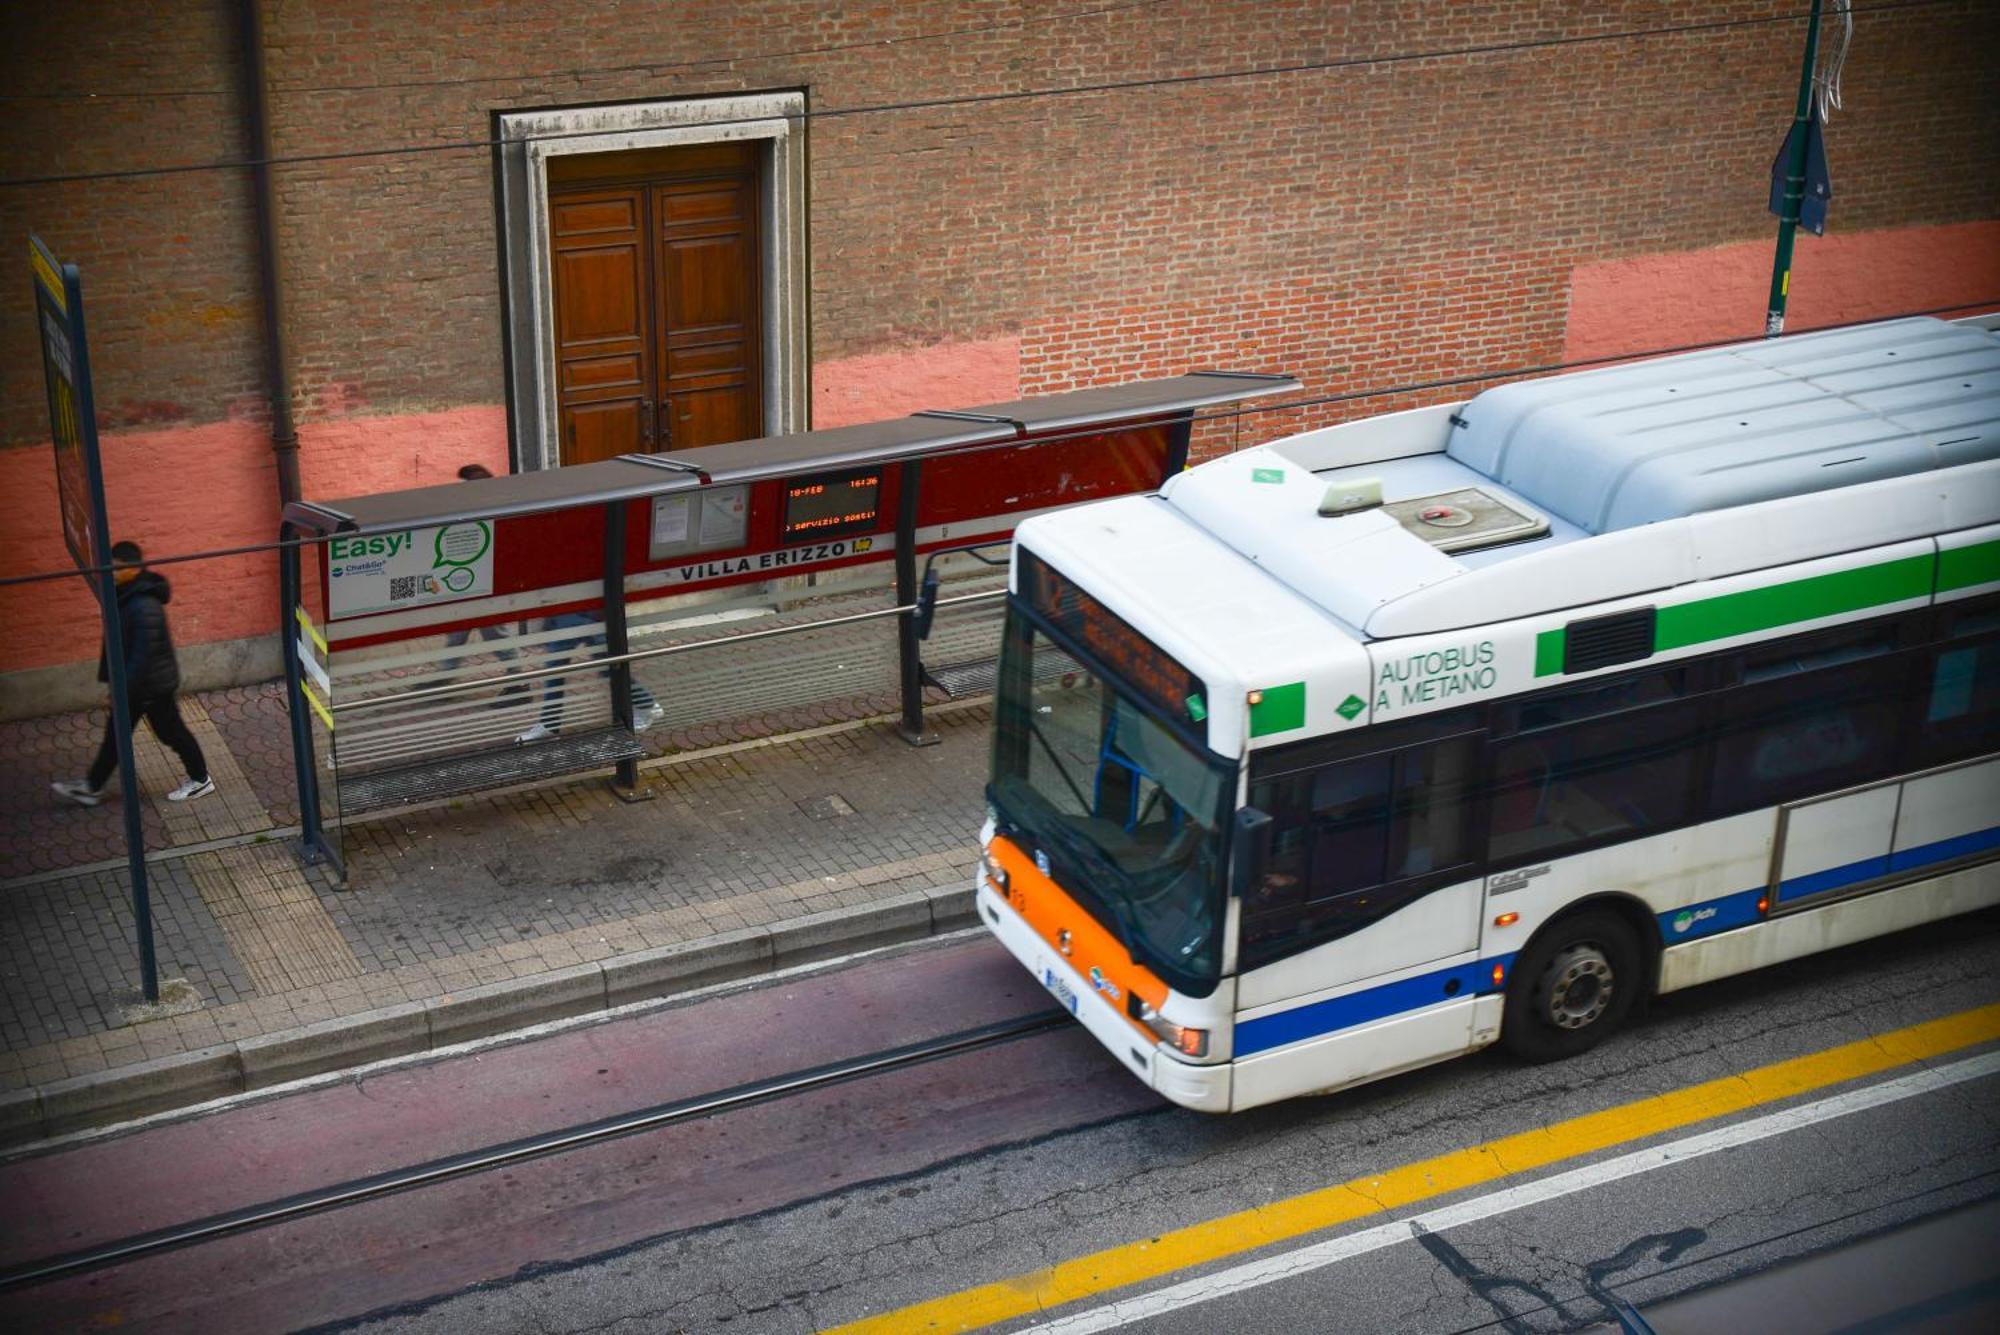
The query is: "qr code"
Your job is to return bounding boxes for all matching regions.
[389,575,418,601]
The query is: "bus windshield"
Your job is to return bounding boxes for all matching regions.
[988,606,1232,993]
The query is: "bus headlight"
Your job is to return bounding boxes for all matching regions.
[978,848,1010,899]
[1129,995,1208,1057]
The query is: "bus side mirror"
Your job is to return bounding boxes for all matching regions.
[1231,806,1273,896]
[913,566,942,640]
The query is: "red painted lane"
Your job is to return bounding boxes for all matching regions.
[0,937,1047,1270]
[0,936,1164,1331]
[6,1028,1155,1332]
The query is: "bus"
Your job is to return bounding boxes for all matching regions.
[975,314,2000,1112]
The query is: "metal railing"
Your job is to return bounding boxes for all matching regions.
[329,587,1005,716]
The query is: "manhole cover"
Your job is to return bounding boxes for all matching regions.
[799,794,856,820]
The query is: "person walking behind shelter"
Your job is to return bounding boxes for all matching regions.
[440,463,520,671]
[515,609,662,744]
[52,541,215,806]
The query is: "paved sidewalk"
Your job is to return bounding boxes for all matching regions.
[0,681,995,1133]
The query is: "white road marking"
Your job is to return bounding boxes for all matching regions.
[1017,1048,2000,1334]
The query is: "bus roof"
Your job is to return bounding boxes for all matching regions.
[1449,316,2000,535]
[1153,316,2000,640]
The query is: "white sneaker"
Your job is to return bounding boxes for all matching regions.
[634,701,665,732]
[52,779,103,807]
[516,722,556,744]
[167,776,216,802]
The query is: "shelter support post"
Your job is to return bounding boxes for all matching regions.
[603,500,652,800]
[896,459,938,747]
[279,525,333,866]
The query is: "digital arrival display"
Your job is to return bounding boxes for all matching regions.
[781,469,882,542]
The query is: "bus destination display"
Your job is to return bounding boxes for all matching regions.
[1022,551,1206,732]
[782,469,881,542]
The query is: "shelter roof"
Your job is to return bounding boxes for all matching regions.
[283,371,1301,536]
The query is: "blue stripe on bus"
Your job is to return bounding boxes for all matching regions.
[1780,823,2000,902]
[1657,887,1767,942]
[1887,824,2000,874]
[1778,856,1892,903]
[1234,954,1516,1059]
[1232,826,1998,1060]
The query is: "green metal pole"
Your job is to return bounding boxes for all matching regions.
[1765,0,1824,338]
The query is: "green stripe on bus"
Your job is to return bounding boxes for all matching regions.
[1938,539,2000,593]
[1533,629,1566,677]
[1653,553,1934,653]
[1249,682,1307,736]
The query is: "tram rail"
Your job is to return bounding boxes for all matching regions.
[0,1009,1067,1291]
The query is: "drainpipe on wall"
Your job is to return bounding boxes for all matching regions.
[241,0,301,506]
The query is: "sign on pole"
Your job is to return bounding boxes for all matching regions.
[32,234,160,1003]
[33,240,96,570]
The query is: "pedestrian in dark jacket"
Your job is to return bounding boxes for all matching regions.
[52,540,215,806]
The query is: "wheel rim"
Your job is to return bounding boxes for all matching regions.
[1544,944,1614,1030]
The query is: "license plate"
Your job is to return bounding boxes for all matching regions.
[1042,967,1080,1015]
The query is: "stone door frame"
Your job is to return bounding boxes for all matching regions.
[497,90,808,471]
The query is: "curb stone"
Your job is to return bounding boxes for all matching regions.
[601,927,771,1009]
[1,883,976,1151]
[0,1085,44,1145]
[769,890,935,968]
[924,884,978,934]
[40,1044,244,1139]
[428,962,608,1049]
[238,1002,432,1092]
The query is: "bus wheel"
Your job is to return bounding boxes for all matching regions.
[1501,911,1642,1063]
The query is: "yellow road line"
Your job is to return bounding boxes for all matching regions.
[830,1001,2000,1333]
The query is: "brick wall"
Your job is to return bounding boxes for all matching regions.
[1,1,1995,687]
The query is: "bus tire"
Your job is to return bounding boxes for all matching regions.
[1501,910,1642,1064]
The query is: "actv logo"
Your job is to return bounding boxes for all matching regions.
[1672,906,1719,934]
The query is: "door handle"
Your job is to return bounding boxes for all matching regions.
[659,399,672,449]
[639,399,654,449]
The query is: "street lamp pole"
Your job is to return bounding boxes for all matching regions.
[1765,0,1825,338]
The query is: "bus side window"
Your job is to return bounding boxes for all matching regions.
[1488,705,1700,864]
[1707,653,1913,815]
[1386,735,1477,879]
[1306,755,1394,898]
[1241,736,1477,969]
[1915,613,2000,766]
[1242,773,1315,966]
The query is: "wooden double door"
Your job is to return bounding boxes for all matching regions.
[549,144,763,466]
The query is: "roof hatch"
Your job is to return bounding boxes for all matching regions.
[1382,487,1549,553]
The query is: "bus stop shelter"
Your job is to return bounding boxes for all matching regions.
[279,371,1298,878]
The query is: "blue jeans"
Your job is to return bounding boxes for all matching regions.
[533,614,655,732]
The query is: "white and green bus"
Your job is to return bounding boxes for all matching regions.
[976,314,2000,1112]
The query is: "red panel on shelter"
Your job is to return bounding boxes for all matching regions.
[920,425,1172,528]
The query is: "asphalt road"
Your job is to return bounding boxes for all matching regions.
[4,910,1996,1333]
